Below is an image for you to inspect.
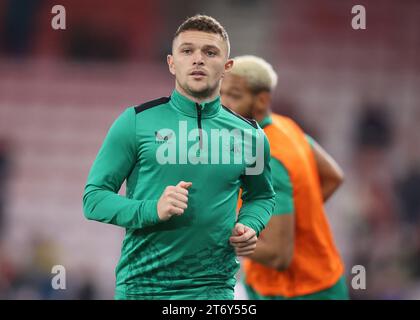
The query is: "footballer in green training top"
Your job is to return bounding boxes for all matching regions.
[83,15,275,300]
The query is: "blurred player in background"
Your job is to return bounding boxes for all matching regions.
[221,55,349,300]
[83,17,275,299]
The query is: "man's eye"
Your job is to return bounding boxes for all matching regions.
[206,51,216,57]
[182,49,192,54]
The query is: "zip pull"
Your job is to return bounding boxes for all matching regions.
[196,103,203,149]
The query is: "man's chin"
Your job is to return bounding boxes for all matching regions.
[187,86,213,99]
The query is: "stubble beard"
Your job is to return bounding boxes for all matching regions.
[179,78,220,101]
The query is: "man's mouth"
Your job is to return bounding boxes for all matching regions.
[190,70,207,77]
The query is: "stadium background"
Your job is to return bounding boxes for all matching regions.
[0,0,419,299]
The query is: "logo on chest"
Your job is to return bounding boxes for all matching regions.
[155,130,174,144]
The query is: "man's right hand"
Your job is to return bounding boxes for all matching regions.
[157,181,192,221]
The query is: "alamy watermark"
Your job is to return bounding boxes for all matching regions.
[51,265,66,290]
[51,5,66,30]
[51,5,366,31]
[351,265,366,290]
[351,5,366,30]
[154,121,265,175]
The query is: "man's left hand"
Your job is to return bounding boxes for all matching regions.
[229,223,257,257]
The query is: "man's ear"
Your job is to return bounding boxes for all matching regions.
[167,54,176,76]
[221,59,234,78]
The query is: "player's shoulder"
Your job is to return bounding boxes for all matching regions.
[272,113,295,127]
[271,113,305,134]
[133,96,171,115]
[221,105,259,129]
[118,97,171,125]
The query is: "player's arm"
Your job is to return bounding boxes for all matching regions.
[248,158,295,271]
[308,136,344,202]
[83,107,162,229]
[236,131,275,236]
[230,131,275,257]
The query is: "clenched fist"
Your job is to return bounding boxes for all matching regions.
[229,223,257,256]
[157,181,192,221]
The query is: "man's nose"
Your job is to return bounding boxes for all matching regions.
[192,51,204,65]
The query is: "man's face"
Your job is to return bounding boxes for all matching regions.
[168,31,232,100]
[221,73,255,118]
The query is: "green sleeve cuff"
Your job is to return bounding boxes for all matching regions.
[237,214,264,237]
[139,199,161,227]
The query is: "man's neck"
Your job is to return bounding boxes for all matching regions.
[254,111,270,124]
[175,83,219,104]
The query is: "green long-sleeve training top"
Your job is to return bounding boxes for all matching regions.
[83,89,275,299]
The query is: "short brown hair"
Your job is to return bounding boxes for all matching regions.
[174,14,230,55]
